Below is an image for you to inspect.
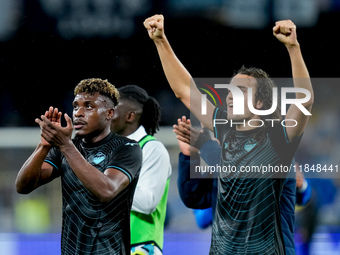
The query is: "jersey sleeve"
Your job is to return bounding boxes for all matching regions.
[44,147,62,171]
[212,107,230,144]
[199,139,222,167]
[177,152,214,209]
[108,140,142,183]
[270,123,303,163]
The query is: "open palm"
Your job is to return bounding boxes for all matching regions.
[39,107,62,147]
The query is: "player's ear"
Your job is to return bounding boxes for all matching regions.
[106,108,114,120]
[126,111,136,122]
[255,100,263,110]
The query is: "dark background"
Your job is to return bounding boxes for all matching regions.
[1,0,340,127]
[1,2,340,252]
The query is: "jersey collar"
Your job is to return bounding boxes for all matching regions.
[127,125,147,142]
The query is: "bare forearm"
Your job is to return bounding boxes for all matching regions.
[287,45,308,77]
[287,45,314,105]
[154,37,215,129]
[16,143,51,194]
[154,37,192,102]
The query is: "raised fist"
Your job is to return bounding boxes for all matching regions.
[273,20,299,48]
[144,14,165,41]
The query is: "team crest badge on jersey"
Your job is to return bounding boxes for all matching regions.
[93,152,106,164]
[244,140,257,152]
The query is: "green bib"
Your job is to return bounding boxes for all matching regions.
[130,135,170,249]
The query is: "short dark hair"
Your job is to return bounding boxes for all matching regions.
[235,66,281,142]
[118,85,161,136]
[74,78,120,107]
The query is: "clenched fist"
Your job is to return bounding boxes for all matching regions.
[273,20,299,48]
[144,14,165,41]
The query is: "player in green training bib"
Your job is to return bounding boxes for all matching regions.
[111,85,172,255]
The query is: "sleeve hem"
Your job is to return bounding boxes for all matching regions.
[44,160,59,170]
[108,166,132,182]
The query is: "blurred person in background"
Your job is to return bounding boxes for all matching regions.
[15,78,142,255]
[111,85,171,255]
[295,177,336,255]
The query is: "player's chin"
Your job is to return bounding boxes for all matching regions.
[228,116,246,122]
[227,114,234,120]
[74,129,88,137]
